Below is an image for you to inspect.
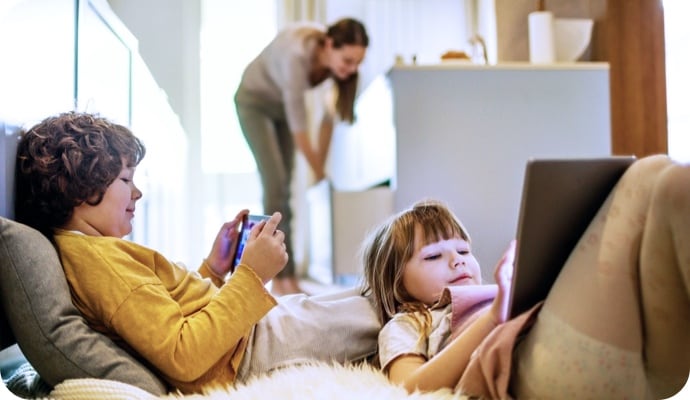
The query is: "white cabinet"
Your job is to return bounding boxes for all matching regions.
[389,63,611,282]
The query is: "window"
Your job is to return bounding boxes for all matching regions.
[198,1,277,261]
[664,0,690,162]
[200,0,277,174]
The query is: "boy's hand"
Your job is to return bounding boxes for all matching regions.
[490,239,516,325]
[239,212,288,284]
[205,209,248,277]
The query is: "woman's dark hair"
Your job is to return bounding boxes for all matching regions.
[327,18,369,124]
[14,111,145,238]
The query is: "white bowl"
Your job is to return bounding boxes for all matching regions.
[554,18,594,62]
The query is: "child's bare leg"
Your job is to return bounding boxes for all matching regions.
[512,155,678,399]
[639,162,690,397]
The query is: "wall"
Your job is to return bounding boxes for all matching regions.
[494,0,668,157]
[495,0,607,62]
[389,64,612,282]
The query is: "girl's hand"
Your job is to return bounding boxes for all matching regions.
[205,209,249,277]
[489,239,516,325]
[239,212,289,284]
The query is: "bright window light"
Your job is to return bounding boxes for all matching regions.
[664,0,690,162]
[200,0,277,173]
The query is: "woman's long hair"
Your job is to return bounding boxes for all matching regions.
[326,18,369,124]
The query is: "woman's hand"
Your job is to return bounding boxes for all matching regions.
[489,239,516,325]
[239,212,289,284]
[205,209,249,277]
[312,165,326,182]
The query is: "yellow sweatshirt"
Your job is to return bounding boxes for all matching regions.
[53,230,277,393]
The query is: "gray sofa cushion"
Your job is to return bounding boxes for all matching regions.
[0,217,167,395]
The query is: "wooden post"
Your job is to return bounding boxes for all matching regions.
[607,0,667,156]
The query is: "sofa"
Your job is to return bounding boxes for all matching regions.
[0,216,168,397]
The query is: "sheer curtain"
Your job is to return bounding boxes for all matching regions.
[277,0,326,27]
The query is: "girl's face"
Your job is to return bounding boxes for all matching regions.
[325,40,366,80]
[69,163,142,237]
[402,225,482,305]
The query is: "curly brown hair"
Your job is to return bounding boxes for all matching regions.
[361,199,471,325]
[14,112,145,238]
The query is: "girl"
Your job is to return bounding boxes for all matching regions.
[362,157,690,400]
[234,18,369,295]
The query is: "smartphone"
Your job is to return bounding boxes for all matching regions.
[231,214,269,271]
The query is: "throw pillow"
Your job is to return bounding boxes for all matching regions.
[0,217,167,396]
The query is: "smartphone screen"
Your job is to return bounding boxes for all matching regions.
[231,214,269,270]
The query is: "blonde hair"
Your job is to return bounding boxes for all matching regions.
[361,199,471,326]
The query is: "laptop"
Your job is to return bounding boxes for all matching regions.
[507,156,636,319]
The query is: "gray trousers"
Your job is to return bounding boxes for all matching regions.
[234,90,296,277]
[236,286,381,382]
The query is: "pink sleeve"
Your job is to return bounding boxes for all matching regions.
[456,302,543,399]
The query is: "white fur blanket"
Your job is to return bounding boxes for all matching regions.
[46,362,470,400]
